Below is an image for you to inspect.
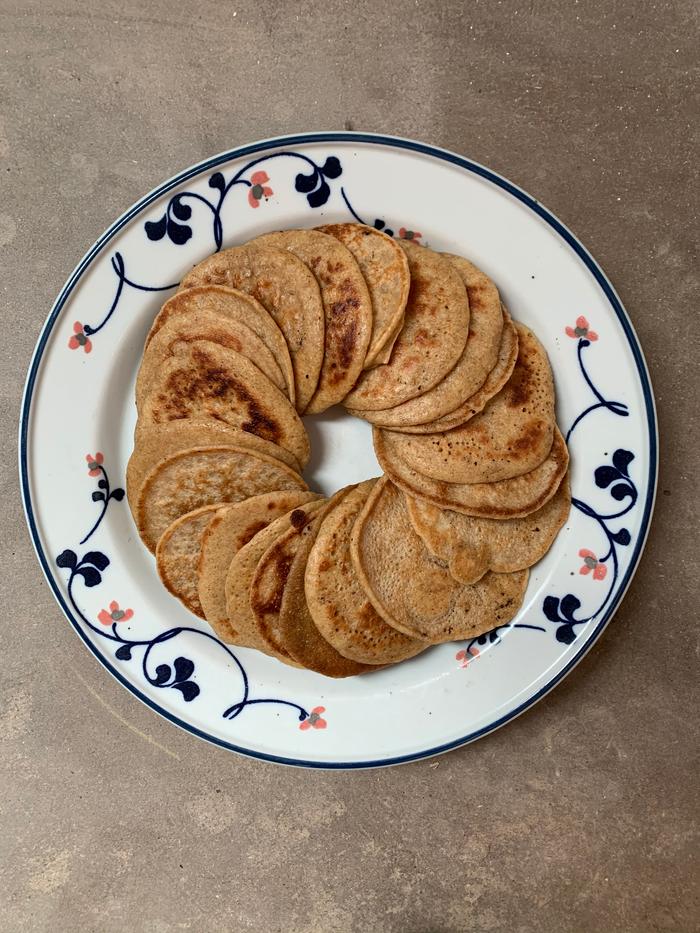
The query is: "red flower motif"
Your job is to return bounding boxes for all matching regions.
[248,171,273,208]
[85,452,104,476]
[565,315,598,341]
[398,227,422,242]
[68,321,92,353]
[98,600,134,626]
[455,645,480,668]
[578,548,607,580]
[299,705,327,730]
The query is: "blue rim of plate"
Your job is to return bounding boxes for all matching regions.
[19,132,658,769]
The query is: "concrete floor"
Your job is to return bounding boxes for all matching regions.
[1,1,698,930]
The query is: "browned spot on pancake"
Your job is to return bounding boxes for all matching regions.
[250,553,293,615]
[512,421,548,455]
[508,358,536,407]
[239,520,267,547]
[289,509,308,530]
[317,558,332,572]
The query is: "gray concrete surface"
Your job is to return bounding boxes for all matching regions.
[1,1,698,930]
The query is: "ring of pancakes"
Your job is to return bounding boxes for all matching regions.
[128,223,571,677]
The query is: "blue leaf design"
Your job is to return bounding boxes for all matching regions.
[611,527,631,545]
[295,169,318,193]
[83,551,110,571]
[154,664,171,685]
[171,197,192,221]
[322,156,342,179]
[556,625,577,645]
[308,179,331,208]
[595,466,618,489]
[75,566,102,587]
[611,483,633,501]
[167,219,192,245]
[208,171,225,192]
[172,681,200,702]
[145,215,167,240]
[91,490,105,502]
[56,549,77,570]
[111,488,125,502]
[612,449,634,476]
[115,645,132,661]
[173,656,195,683]
[543,595,561,622]
[97,479,107,489]
[560,593,581,621]
[374,219,385,230]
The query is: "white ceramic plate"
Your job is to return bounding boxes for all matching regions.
[20,133,657,768]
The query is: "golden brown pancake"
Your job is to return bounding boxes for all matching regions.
[181,245,325,412]
[136,445,307,552]
[343,241,469,410]
[317,223,409,367]
[406,472,571,584]
[155,504,221,617]
[305,481,426,664]
[374,427,569,519]
[350,477,529,642]
[252,229,373,414]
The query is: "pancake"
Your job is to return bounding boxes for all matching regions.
[224,500,325,657]
[305,481,426,664]
[406,472,571,584]
[348,256,506,427]
[197,490,322,644]
[343,241,469,411]
[135,309,286,409]
[144,285,295,406]
[252,229,373,413]
[316,223,410,367]
[155,504,221,617]
[249,498,334,658]
[397,308,519,434]
[275,492,383,677]
[138,339,310,467]
[350,477,529,642]
[180,245,324,412]
[375,426,569,519]
[126,420,301,519]
[376,323,555,484]
[136,445,307,552]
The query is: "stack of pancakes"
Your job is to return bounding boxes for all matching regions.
[127,224,570,676]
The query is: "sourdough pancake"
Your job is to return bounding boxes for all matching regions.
[406,473,571,584]
[197,490,321,644]
[305,480,425,664]
[317,223,410,367]
[252,229,373,413]
[136,445,307,552]
[350,477,529,642]
[144,285,295,405]
[155,504,221,617]
[343,241,469,410]
[374,427,569,519]
[138,339,310,467]
[181,245,325,412]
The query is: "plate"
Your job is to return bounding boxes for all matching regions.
[20,133,657,768]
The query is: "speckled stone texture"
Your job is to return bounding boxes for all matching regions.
[1,1,698,930]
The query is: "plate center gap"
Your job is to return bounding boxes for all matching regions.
[303,408,380,496]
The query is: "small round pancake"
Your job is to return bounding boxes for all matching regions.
[126,420,301,518]
[397,308,518,434]
[138,339,310,467]
[343,241,469,411]
[275,492,383,677]
[305,481,425,664]
[197,491,322,644]
[136,445,307,553]
[144,285,295,405]
[374,427,570,519]
[406,473,571,585]
[350,477,529,643]
[136,310,287,409]
[376,323,555,484]
[252,229,373,414]
[225,501,325,657]
[155,504,222,618]
[181,245,325,412]
[317,223,410,367]
[250,499,333,658]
